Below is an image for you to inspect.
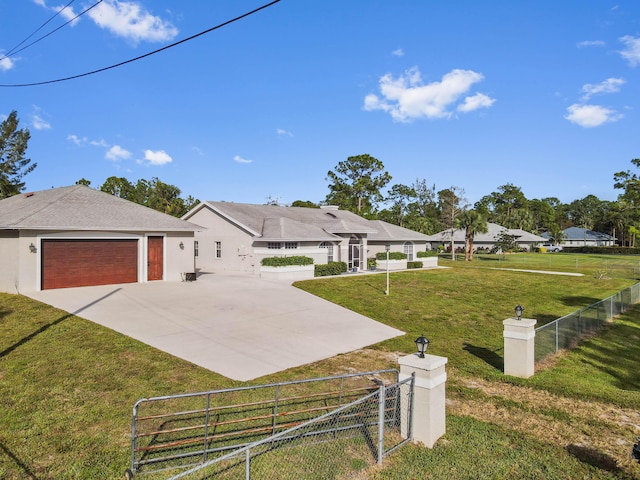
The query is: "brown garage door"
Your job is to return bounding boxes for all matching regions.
[41,239,138,290]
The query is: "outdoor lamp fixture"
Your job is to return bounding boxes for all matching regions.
[29,243,37,253]
[415,334,430,358]
[515,304,524,321]
[179,242,184,250]
[385,244,391,296]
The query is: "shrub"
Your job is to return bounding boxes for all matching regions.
[261,256,313,267]
[375,251,407,260]
[314,261,348,277]
[417,251,437,258]
[407,261,423,269]
[563,246,640,255]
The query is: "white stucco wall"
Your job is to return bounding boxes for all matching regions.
[0,231,19,293]
[0,230,195,293]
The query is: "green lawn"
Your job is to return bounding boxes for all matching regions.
[1,253,639,479]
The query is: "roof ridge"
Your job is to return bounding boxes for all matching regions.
[9,185,79,226]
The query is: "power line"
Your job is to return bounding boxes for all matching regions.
[1,1,104,62]
[0,0,281,88]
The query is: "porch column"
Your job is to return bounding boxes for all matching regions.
[503,317,537,378]
[398,353,448,448]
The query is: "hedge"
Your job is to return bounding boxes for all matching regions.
[562,246,640,255]
[315,261,348,277]
[417,251,438,258]
[375,251,407,260]
[261,256,313,267]
[407,261,423,269]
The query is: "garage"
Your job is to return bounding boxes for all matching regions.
[41,239,138,290]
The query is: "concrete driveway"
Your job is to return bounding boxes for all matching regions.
[26,273,403,381]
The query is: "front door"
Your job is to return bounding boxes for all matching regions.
[147,236,164,281]
[349,244,361,271]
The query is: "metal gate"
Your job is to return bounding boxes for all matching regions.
[128,370,412,478]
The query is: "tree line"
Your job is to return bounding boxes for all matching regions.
[2,111,639,245]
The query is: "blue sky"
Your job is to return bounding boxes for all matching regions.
[1,1,639,207]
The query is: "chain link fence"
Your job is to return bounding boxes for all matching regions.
[166,376,414,480]
[535,282,640,362]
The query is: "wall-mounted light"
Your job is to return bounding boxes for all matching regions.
[179,242,184,250]
[29,243,37,253]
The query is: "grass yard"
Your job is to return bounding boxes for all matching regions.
[1,253,639,479]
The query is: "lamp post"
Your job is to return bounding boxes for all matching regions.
[515,304,524,320]
[415,334,430,358]
[385,243,390,295]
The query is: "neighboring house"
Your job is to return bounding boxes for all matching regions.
[182,202,432,274]
[553,227,616,247]
[0,185,202,293]
[428,222,546,252]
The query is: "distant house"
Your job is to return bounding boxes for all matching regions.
[0,185,202,293]
[428,222,546,252]
[182,202,433,274]
[555,227,615,247]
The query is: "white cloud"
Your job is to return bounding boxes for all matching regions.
[581,77,625,100]
[106,145,132,161]
[143,149,172,165]
[0,54,16,71]
[457,93,496,112]
[67,134,86,145]
[31,115,51,130]
[619,35,640,67]
[89,139,109,147]
[233,155,253,164]
[392,48,404,57]
[577,40,605,48]
[33,1,79,25]
[276,128,293,137]
[87,0,178,43]
[364,67,494,122]
[564,104,622,128]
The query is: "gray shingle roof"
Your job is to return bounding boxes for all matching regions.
[0,185,202,232]
[367,220,432,242]
[196,202,378,239]
[563,227,614,241]
[430,222,546,243]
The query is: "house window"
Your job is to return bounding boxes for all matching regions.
[403,242,414,261]
[319,242,334,262]
[215,241,222,259]
[194,240,199,257]
[268,242,282,249]
[284,242,298,249]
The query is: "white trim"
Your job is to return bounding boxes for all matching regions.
[399,372,447,389]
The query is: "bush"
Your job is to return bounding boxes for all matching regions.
[375,251,407,260]
[417,251,437,258]
[407,261,423,269]
[563,246,640,255]
[314,261,348,277]
[261,256,313,267]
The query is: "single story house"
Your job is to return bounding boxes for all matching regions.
[181,202,433,274]
[544,227,616,247]
[428,222,547,252]
[0,185,202,293]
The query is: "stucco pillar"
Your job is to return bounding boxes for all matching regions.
[503,317,537,378]
[398,353,448,448]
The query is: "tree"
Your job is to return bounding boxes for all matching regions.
[456,209,488,261]
[438,186,468,260]
[325,154,392,217]
[475,183,529,229]
[76,178,91,186]
[99,176,199,217]
[382,183,417,227]
[291,200,319,208]
[613,159,640,245]
[0,110,35,199]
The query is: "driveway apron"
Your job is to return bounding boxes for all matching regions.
[26,273,404,381]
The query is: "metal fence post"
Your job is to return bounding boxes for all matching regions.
[245,448,250,480]
[377,384,386,464]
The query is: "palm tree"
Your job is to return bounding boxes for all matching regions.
[456,210,488,261]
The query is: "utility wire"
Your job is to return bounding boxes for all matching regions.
[0,0,281,88]
[1,1,104,62]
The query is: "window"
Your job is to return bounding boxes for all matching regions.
[403,242,414,261]
[268,242,282,249]
[215,241,222,259]
[319,242,334,262]
[284,242,298,249]
[194,241,199,257]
